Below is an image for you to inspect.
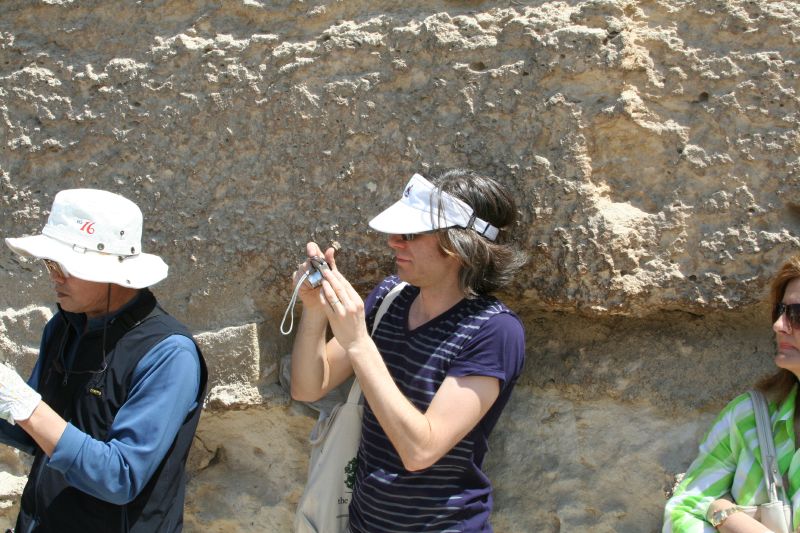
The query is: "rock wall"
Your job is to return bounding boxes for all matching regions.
[1,0,799,531]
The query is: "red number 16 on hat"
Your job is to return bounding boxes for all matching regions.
[80,221,95,234]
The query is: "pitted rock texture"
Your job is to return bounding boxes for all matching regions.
[1,1,799,531]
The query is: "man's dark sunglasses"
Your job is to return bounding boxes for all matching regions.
[42,259,69,278]
[774,302,800,329]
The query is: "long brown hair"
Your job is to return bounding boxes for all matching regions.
[756,255,800,402]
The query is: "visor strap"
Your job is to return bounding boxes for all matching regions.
[437,187,499,241]
[464,213,499,242]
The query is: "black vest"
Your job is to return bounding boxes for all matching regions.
[16,289,208,533]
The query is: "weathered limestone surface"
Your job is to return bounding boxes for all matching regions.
[1,0,799,531]
[198,323,264,408]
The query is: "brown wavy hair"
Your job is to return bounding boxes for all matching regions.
[430,169,528,297]
[756,255,800,402]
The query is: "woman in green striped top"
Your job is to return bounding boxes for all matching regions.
[663,256,800,532]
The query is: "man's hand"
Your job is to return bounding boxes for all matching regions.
[0,363,41,424]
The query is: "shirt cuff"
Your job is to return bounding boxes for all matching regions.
[48,422,86,473]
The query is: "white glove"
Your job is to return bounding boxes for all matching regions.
[0,363,41,424]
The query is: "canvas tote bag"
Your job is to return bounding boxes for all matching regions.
[294,282,407,533]
[737,390,793,533]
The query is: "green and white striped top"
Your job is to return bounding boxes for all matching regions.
[663,385,800,532]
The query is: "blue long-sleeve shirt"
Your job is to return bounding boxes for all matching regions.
[0,299,201,505]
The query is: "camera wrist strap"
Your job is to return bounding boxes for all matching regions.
[280,271,312,336]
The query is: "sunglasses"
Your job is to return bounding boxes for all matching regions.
[42,259,69,279]
[400,230,437,241]
[775,302,800,329]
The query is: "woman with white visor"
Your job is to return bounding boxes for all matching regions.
[291,169,527,532]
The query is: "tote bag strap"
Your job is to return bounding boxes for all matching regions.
[749,389,788,503]
[346,281,408,404]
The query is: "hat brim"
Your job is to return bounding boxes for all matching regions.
[368,199,455,235]
[5,235,168,289]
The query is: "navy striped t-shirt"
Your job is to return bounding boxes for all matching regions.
[348,276,525,532]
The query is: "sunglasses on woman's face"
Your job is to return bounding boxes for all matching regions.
[400,230,437,241]
[775,302,800,329]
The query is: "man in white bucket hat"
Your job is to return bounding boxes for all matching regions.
[290,169,527,532]
[0,189,207,533]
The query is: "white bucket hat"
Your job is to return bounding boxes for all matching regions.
[368,173,499,240]
[5,189,168,288]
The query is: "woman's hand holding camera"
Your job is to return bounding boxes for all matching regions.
[289,240,372,355]
[318,265,371,352]
[292,242,336,311]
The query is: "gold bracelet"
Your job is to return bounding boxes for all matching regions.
[708,505,743,528]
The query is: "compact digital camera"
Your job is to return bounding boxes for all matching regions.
[306,256,329,288]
